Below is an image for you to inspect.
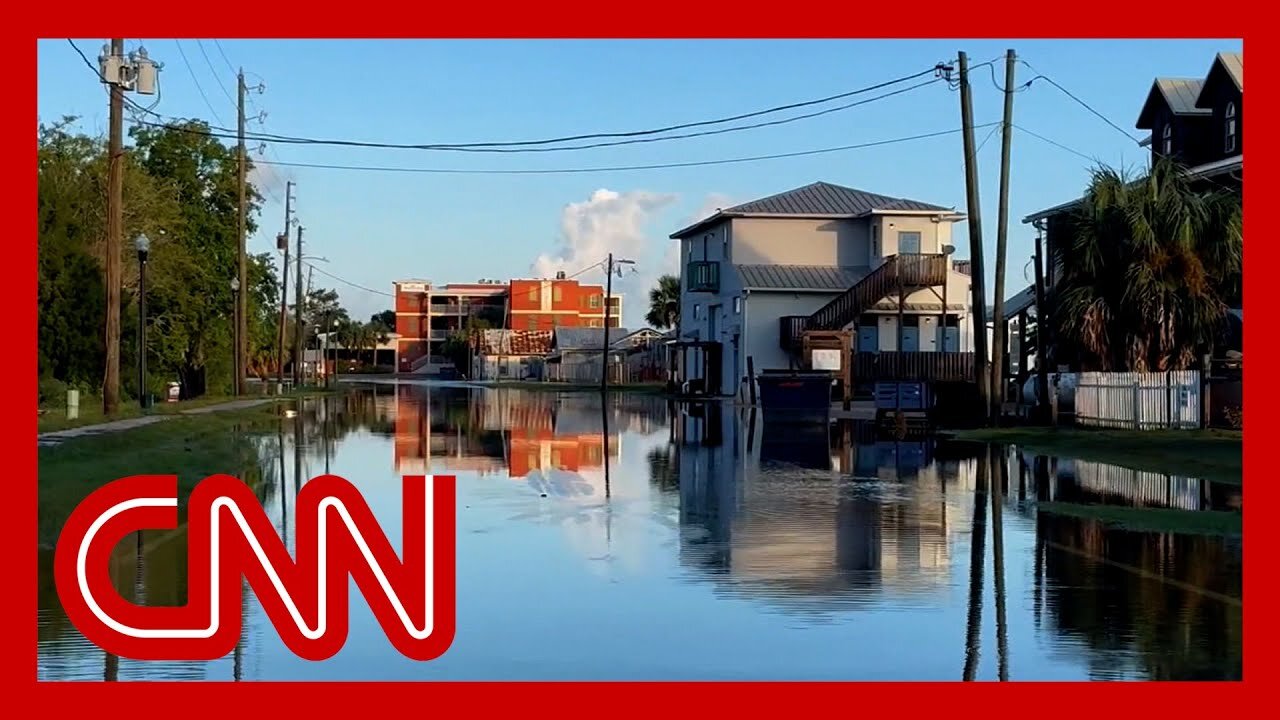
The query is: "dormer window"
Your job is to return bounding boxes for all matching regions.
[1162,124,1173,156]
[1225,102,1237,153]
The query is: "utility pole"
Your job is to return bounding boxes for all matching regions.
[235,69,248,396]
[601,253,614,393]
[990,49,1017,424]
[276,181,294,388]
[958,51,991,422]
[293,225,305,386]
[103,38,125,415]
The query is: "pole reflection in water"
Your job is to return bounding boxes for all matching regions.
[962,443,989,681]
[990,445,1009,681]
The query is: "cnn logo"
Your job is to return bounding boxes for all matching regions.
[53,474,456,661]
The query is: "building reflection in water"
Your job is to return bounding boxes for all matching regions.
[391,384,626,483]
[674,403,980,609]
[669,402,1240,680]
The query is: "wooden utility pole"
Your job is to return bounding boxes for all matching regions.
[1032,229,1050,421]
[601,253,614,392]
[293,225,306,386]
[990,49,1017,423]
[235,69,248,396]
[103,38,125,415]
[276,181,294,388]
[958,51,991,422]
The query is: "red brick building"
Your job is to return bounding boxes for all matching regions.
[394,275,623,373]
[507,276,621,332]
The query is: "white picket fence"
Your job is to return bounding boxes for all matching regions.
[1069,459,1206,510]
[1074,370,1201,430]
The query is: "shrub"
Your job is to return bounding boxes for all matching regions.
[38,377,68,408]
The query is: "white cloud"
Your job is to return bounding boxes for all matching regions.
[530,189,677,325]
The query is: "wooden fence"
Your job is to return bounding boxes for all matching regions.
[1074,370,1201,430]
[1067,459,1206,510]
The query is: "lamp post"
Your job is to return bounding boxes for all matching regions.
[230,276,241,395]
[601,254,636,392]
[330,318,341,388]
[135,234,151,408]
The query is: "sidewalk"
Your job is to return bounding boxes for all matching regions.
[37,398,275,448]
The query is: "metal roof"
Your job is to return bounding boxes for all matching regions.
[1195,51,1243,107]
[724,181,951,216]
[670,181,958,238]
[736,264,868,291]
[1002,284,1037,319]
[1158,78,1210,115]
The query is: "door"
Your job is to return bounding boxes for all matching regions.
[901,326,920,352]
[858,325,879,352]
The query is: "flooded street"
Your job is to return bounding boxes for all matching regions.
[37,383,1242,681]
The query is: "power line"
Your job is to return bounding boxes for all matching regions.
[1014,123,1100,164]
[130,76,947,155]
[1020,60,1142,145]
[303,260,394,297]
[172,40,226,127]
[242,124,995,176]
[195,40,237,108]
[212,40,237,77]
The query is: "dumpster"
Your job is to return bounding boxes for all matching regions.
[757,370,834,421]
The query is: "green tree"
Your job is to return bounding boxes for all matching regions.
[129,119,265,396]
[370,310,395,331]
[645,274,680,330]
[1051,157,1242,371]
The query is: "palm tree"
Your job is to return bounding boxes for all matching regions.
[645,274,680,330]
[1051,157,1241,372]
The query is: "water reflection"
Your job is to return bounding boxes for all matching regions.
[37,383,1241,680]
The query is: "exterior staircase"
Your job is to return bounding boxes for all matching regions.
[780,254,948,351]
[808,254,947,331]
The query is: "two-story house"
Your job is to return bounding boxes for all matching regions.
[1011,51,1243,371]
[671,181,976,397]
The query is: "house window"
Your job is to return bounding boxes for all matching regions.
[1225,102,1237,153]
[553,286,563,303]
[898,231,922,255]
[1162,123,1173,156]
[527,317,537,330]
[692,304,700,320]
[733,297,741,314]
[527,287,538,303]
[552,315,561,327]
[589,294,600,308]
[722,235,730,261]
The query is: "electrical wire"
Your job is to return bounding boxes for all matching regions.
[173,40,226,127]
[212,39,237,78]
[234,124,996,176]
[303,260,394,297]
[1020,59,1142,145]
[196,39,237,108]
[1014,123,1103,164]
[129,76,947,155]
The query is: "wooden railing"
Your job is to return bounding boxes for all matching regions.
[807,254,947,332]
[852,351,975,382]
[779,316,810,352]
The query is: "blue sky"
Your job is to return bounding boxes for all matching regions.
[38,39,1242,322]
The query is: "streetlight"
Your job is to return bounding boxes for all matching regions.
[230,276,241,396]
[135,234,151,408]
[601,254,636,392]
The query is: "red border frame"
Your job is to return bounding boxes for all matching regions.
[20,7,1262,702]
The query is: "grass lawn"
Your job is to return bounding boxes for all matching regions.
[37,401,289,546]
[1038,501,1242,537]
[37,387,337,434]
[952,426,1242,485]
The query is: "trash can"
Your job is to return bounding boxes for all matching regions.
[166,382,181,403]
[66,388,80,420]
[756,371,834,420]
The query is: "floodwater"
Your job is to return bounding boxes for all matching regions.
[37,383,1242,681]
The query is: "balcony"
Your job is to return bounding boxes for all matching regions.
[852,351,975,383]
[687,261,720,293]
